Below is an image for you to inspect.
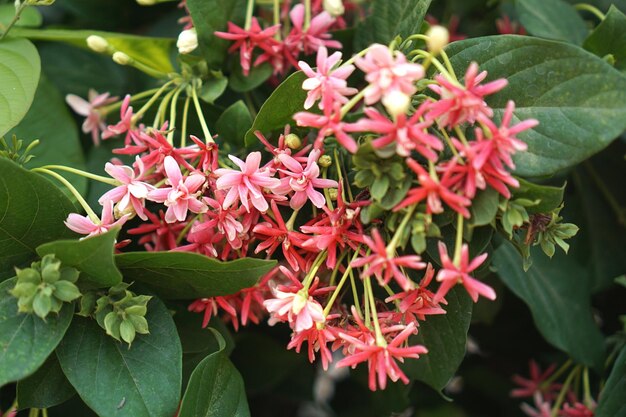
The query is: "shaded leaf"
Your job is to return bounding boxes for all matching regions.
[0,5,42,28]
[513,178,565,214]
[17,354,75,409]
[216,100,253,147]
[595,346,626,417]
[516,0,588,45]
[470,188,499,226]
[584,5,626,71]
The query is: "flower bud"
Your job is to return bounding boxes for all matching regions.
[26,0,55,5]
[285,133,302,149]
[318,155,332,167]
[382,90,411,118]
[323,0,345,16]
[177,28,198,55]
[86,35,110,53]
[112,52,132,65]
[328,188,338,201]
[136,0,156,5]
[426,25,450,56]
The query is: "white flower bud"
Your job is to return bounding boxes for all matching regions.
[382,90,411,118]
[86,35,110,53]
[177,28,198,55]
[426,25,450,56]
[112,52,131,65]
[323,0,345,16]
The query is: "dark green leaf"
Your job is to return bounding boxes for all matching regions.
[403,287,473,391]
[199,76,228,104]
[216,101,253,147]
[186,0,246,69]
[0,278,73,386]
[229,62,273,93]
[354,0,432,50]
[446,35,626,176]
[179,329,250,417]
[7,75,87,195]
[470,187,499,226]
[36,228,122,288]
[492,240,605,369]
[0,37,40,137]
[0,5,42,28]
[56,297,182,417]
[0,159,76,279]
[596,346,626,417]
[245,71,308,146]
[17,354,75,409]
[115,251,275,299]
[513,178,565,214]
[584,6,626,71]
[516,0,588,45]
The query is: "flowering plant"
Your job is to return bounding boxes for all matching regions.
[0,0,625,416]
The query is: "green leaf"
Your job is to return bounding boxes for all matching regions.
[403,287,473,391]
[470,187,499,226]
[56,297,182,417]
[7,75,87,195]
[17,354,75,409]
[229,62,273,93]
[115,252,275,299]
[199,77,229,104]
[446,35,626,176]
[492,240,605,369]
[11,27,175,74]
[0,4,42,28]
[0,159,76,279]
[245,71,308,146]
[36,228,122,288]
[584,6,626,71]
[595,346,626,417]
[186,0,246,69]
[0,37,40,137]
[216,100,253,147]
[513,178,565,214]
[354,0,432,50]
[179,329,250,417]
[0,278,74,387]
[516,0,588,45]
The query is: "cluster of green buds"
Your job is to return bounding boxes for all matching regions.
[0,135,39,166]
[498,197,538,238]
[532,207,579,258]
[88,283,151,346]
[10,254,81,319]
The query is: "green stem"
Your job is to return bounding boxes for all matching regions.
[180,95,191,148]
[132,80,176,122]
[364,276,386,346]
[551,366,581,417]
[153,87,177,128]
[409,50,457,82]
[329,250,349,287]
[453,213,464,265]
[304,0,311,30]
[101,87,162,114]
[176,214,201,245]
[341,46,373,68]
[454,126,469,147]
[349,269,363,320]
[440,125,460,157]
[340,89,366,118]
[574,3,606,20]
[42,409,49,417]
[191,85,213,142]
[285,209,300,231]
[244,0,255,30]
[386,205,416,256]
[302,251,328,290]
[0,1,28,41]
[39,165,118,185]
[582,367,593,409]
[324,249,361,316]
[543,359,573,387]
[439,49,457,80]
[167,87,183,144]
[273,0,281,40]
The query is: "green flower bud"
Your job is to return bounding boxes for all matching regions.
[78,292,97,317]
[33,292,52,319]
[93,285,152,346]
[285,133,302,150]
[53,280,82,302]
[318,154,332,167]
[120,320,136,345]
[128,315,149,335]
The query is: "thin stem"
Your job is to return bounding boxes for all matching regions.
[244,0,255,30]
[132,80,176,122]
[574,3,606,20]
[329,251,350,287]
[386,205,416,256]
[551,366,581,417]
[176,214,201,245]
[167,87,183,144]
[304,0,311,30]
[440,125,460,157]
[349,269,363,319]
[33,168,99,222]
[153,87,177,128]
[543,359,573,387]
[101,88,162,114]
[273,0,281,40]
[453,213,465,265]
[341,46,373,68]
[191,85,213,142]
[285,208,300,231]
[42,409,49,417]
[324,249,361,316]
[128,59,169,79]
[39,165,118,185]
[582,367,593,409]
[340,89,366,118]
[410,50,456,82]
[0,1,28,40]
[439,49,457,80]
[364,276,386,346]
[302,251,328,290]
[454,126,469,147]
[180,95,191,148]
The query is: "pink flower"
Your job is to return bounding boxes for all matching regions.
[559,402,595,417]
[274,149,338,209]
[264,286,326,333]
[285,4,341,56]
[521,393,553,417]
[355,44,424,105]
[300,46,357,110]
[65,200,129,238]
[427,62,508,128]
[433,242,495,303]
[98,157,155,220]
[200,193,245,245]
[512,360,561,400]
[288,322,337,371]
[497,15,526,35]
[147,156,208,223]
[294,103,358,153]
[214,152,281,213]
[65,89,117,145]
[351,228,426,291]
[102,95,135,144]
[336,322,428,391]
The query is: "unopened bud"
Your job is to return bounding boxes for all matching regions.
[86,35,110,53]
[382,90,411,118]
[26,0,55,5]
[318,155,332,167]
[323,0,345,16]
[285,133,302,149]
[328,188,338,201]
[112,52,132,65]
[114,202,136,220]
[136,0,156,5]
[426,25,450,56]
[177,28,198,54]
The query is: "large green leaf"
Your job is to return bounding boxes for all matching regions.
[7,75,87,195]
[516,0,588,45]
[595,345,626,417]
[0,159,76,279]
[0,278,74,387]
[216,100,253,147]
[492,241,605,370]
[17,354,76,409]
[354,0,432,50]
[446,35,626,176]
[244,71,307,146]
[179,329,250,417]
[36,228,122,288]
[403,287,473,391]
[513,178,565,214]
[11,27,174,73]
[115,252,275,299]
[0,37,40,137]
[584,5,626,71]
[56,297,182,417]
[186,0,246,69]
[0,5,42,28]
